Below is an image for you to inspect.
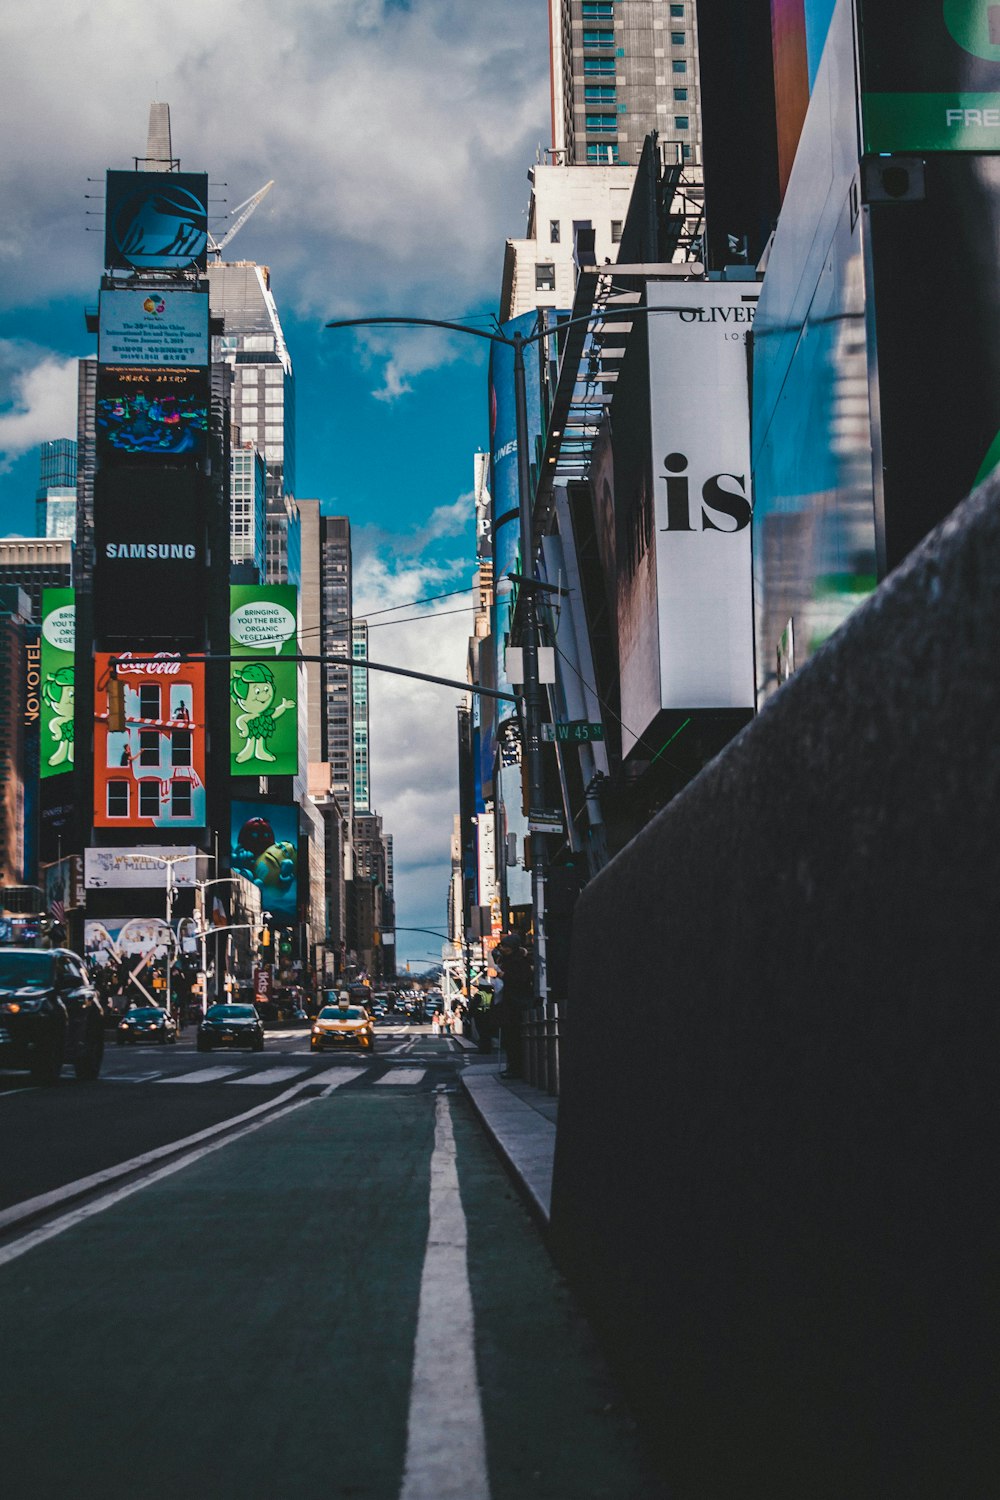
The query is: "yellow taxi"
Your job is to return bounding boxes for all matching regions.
[310,993,376,1054]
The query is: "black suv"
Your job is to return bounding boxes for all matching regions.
[0,948,105,1084]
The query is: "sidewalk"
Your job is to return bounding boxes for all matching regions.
[458,1050,557,1229]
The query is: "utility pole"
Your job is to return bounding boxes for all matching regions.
[512,330,549,1010]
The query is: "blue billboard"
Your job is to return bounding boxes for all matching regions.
[231,801,298,927]
[104,171,209,272]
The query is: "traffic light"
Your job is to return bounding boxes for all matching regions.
[259,924,272,950]
[107,677,126,732]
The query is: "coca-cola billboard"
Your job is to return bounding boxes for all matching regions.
[93,652,206,830]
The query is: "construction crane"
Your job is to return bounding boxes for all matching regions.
[207,180,274,259]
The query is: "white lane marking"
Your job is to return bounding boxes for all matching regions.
[318,1068,367,1097]
[155,1066,245,1084]
[376,1069,426,1087]
[0,1079,316,1241]
[225,1066,310,1085]
[400,1095,490,1500]
[104,1072,165,1083]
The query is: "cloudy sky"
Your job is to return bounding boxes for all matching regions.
[0,0,550,969]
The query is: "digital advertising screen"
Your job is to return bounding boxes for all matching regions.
[40,588,75,781]
[230,800,299,927]
[96,364,208,461]
[229,584,299,777]
[92,468,204,643]
[93,653,206,830]
[104,170,209,272]
[98,288,209,367]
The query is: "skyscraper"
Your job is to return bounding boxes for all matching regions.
[207,260,297,582]
[351,621,370,815]
[549,0,703,168]
[319,516,353,815]
[35,439,78,541]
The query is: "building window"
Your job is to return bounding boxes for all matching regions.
[138,684,160,720]
[535,263,556,291]
[674,87,688,100]
[139,781,160,819]
[171,781,192,819]
[682,144,692,160]
[583,57,616,74]
[586,142,620,163]
[585,85,616,103]
[138,730,159,767]
[582,30,614,48]
[107,780,129,818]
[550,219,560,243]
[172,730,192,767]
[582,1,614,15]
[674,116,689,130]
[670,3,685,14]
[611,220,623,242]
[672,59,687,73]
[586,114,618,133]
[671,31,686,45]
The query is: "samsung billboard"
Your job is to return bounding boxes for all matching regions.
[92,468,204,643]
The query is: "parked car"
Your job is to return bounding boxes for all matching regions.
[311,1001,376,1054]
[116,1006,178,1045]
[0,947,105,1084]
[196,1003,264,1053]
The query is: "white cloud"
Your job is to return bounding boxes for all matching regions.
[353,543,475,947]
[0,0,549,350]
[0,343,81,473]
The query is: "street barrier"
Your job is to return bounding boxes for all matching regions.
[550,477,1000,1498]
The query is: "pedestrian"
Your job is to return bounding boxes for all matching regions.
[491,931,533,1078]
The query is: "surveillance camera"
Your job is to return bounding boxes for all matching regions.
[262,911,272,921]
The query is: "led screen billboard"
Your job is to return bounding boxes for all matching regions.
[40,588,75,780]
[231,800,298,926]
[93,653,206,830]
[98,288,209,367]
[96,364,208,461]
[229,585,299,777]
[104,171,209,272]
[92,468,204,643]
[859,0,1000,151]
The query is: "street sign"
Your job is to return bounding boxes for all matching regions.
[541,720,605,743]
[528,809,564,833]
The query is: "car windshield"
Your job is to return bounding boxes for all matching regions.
[127,1008,164,1020]
[206,1005,256,1020]
[319,1006,364,1021]
[0,952,55,988]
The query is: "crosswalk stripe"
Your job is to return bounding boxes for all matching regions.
[156,1067,244,1084]
[318,1068,367,1095]
[226,1067,310,1085]
[375,1069,426,1086]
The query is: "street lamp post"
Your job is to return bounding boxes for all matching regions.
[194,875,253,1009]
[327,315,556,1010]
[139,852,212,1021]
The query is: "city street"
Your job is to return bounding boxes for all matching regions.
[0,1019,662,1500]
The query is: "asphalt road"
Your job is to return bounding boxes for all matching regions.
[0,1020,665,1499]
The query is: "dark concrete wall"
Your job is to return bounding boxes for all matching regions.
[550,478,1000,1499]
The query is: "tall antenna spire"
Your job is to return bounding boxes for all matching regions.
[145,102,173,171]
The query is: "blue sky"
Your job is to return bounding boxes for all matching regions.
[0,0,550,970]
